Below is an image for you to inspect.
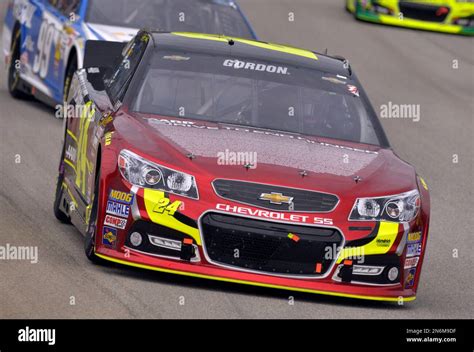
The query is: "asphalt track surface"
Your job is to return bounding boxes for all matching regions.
[0,0,473,319]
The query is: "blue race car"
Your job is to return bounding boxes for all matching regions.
[2,0,257,105]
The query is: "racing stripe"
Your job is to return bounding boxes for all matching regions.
[63,158,76,172]
[143,189,201,245]
[75,101,94,196]
[66,129,78,143]
[96,253,416,302]
[336,221,400,263]
[172,32,318,60]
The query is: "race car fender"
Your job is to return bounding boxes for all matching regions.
[412,175,430,292]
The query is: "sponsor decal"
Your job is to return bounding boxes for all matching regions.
[406,242,422,257]
[109,190,133,204]
[23,35,35,52]
[347,85,360,97]
[65,145,77,163]
[407,231,422,243]
[404,256,420,269]
[104,215,127,230]
[102,226,117,248]
[216,203,333,225]
[106,201,130,218]
[14,1,36,28]
[405,268,416,288]
[223,59,289,75]
[99,114,113,127]
[53,37,62,77]
[376,238,392,247]
[105,132,113,146]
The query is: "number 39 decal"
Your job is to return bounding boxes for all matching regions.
[33,20,58,79]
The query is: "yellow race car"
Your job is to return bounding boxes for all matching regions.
[346,0,474,35]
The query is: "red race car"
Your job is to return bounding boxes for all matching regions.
[54,30,430,302]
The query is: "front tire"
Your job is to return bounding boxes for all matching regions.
[8,28,30,99]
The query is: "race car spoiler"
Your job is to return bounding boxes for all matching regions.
[83,40,126,70]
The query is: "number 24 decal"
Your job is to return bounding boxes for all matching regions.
[153,198,182,216]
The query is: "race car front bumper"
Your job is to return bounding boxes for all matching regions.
[94,180,429,303]
[355,4,474,36]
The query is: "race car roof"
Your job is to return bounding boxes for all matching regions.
[148,32,351,77]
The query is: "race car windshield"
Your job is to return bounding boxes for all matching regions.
[86,0,254,39]
[129,52,384,146]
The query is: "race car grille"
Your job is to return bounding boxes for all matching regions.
[399,2,450,23]
[212,180,338,212]
[201,213,343,276]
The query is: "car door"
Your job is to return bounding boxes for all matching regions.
[15,0,47,94]
[29,0,81,101]
[61,80,98,230]
[62,34,148,224]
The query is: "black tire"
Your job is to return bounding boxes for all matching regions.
[8,27,30,99]
[53,145,71,223]
[63,54,77,103]
[84,168,107,265]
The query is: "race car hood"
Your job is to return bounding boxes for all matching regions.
[115,112,418,197]
[83,23,139,42]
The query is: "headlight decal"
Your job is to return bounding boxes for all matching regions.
[349,190,420,223]
[118,149,199,200]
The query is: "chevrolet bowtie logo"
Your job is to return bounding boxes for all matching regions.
[259,192,294,205]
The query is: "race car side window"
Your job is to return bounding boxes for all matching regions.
[48,0,81,16]
[106,34,149,106]
[62,0,81,16]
